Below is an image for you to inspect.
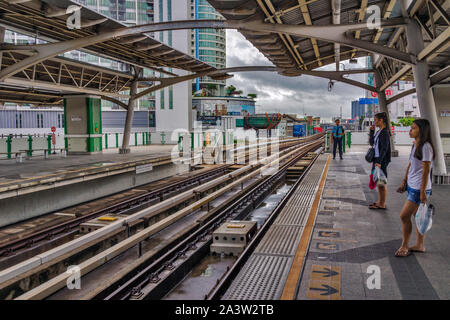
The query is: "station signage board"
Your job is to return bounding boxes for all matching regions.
[136,164,153,174]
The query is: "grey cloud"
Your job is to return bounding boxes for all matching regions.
[226,30,369,120]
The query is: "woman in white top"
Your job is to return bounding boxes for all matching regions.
[395,119,435,257]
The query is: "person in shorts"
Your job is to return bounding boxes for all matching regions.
[395,119,435,257]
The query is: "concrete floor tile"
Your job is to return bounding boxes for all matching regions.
[313,149,449,300]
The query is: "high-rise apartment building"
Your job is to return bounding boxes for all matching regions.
[75,0,156,110]
[77,0,154,26]
[351,100,365,120]
[3,1,156,110]
[190,0,226,96]
[153,0,226,132]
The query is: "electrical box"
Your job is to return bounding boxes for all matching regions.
[210,220,257,256]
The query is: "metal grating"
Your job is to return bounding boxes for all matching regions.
[284,194,315,208]
[224,254,293,300]
[295,183,319,195]
[223,154,329,300]
[275,205,310,226]
[254,225,304,256]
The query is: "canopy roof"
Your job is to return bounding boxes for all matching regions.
[0,0,217,75]
[208,0,449,82]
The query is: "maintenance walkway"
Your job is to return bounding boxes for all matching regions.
[295,146,449,300]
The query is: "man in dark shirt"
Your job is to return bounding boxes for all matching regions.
[332,119,344,160]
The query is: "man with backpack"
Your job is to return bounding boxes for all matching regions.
[332,119,345,160]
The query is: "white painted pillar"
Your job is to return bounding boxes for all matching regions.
[404,19,447,175]
[0,27,4,109]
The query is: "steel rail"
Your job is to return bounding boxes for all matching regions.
[0,138,303,259]
[207,150,322,300]
[0,165,230,258]
[1,137,312,295]
[99,138,323,300]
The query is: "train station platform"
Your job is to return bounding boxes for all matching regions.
[0,145,174,188]
[0,145,178,227]
[294,146,449,300]
[223,146,449,300]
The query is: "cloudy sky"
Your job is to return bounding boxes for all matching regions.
[226,30,368,121]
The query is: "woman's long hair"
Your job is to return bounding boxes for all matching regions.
[413,119,435,160]
[374,112,391,136]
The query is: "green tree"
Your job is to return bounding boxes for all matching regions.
[398,117,415,127]
[226,85,236,96]
[247,93,257,99]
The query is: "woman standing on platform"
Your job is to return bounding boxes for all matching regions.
[395,119,435,257]
[369,112,391,210]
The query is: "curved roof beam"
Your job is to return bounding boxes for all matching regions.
[101,95,129,110]
[386,88,416,105]
[0,19,412,81]
[133,66,376,100]
[238,19,414,65]
[387,65,450,104]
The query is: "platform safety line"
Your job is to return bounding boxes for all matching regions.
[280,154,331,300]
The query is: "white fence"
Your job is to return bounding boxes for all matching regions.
[350,127,413,146]
[0,134,65,158]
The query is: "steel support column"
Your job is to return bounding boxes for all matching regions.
[404,19,447,175]
[0,26,4,108]
[374,67,398,157]
[120,71,140,154]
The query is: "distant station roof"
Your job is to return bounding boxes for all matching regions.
[0,0,216,74]
[208,0,449,82]
[0,0,221,105]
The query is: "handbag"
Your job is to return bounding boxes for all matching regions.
[365,147,375,163]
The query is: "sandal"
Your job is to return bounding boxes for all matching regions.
[408,247,426,253]
[369,203,386,210]
[395,248,410,257]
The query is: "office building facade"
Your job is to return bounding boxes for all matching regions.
[153,0,226,132]
[351,100,365,120]
[3,0,156,111]
[190,0,226,96]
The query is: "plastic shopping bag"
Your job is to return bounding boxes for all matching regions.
[369,168,377,190]
[373,166,387,186]
[415,202,434,235]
